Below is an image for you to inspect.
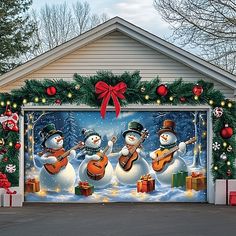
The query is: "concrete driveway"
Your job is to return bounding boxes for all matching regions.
[0,203,235,236]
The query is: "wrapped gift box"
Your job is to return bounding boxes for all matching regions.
[25,178,40,193]
[186,172,206,191]
[229,192,236,206]
[75,181,94,197]
[172,171,188,188]
[3,193,22,207]
[215,179,236,205]
[137,174,155,193]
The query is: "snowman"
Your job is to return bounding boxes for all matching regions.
[150,119,188,185]
[77,129,114,188]
[38,124,76,191]
[115,121,150,186]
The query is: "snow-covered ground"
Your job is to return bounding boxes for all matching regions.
[25,153,207,203]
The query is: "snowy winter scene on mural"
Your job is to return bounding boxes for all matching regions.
[24,110,207,202]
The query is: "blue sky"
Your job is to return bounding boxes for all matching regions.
[32,0,171,38]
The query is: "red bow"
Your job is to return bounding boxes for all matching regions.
[95,81,127,118]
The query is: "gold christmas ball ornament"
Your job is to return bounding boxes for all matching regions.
[75,84,81,90]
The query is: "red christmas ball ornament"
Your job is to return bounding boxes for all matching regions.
[55,99,62,105]
[46,86,57,96]
[156,84,168,96]
[14,142,21,150]
[192,84,203,96]
[179,97,186,103]
[220,124,233,139]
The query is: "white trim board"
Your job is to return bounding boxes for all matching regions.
[0,17,235,92]
[20,104,214,203]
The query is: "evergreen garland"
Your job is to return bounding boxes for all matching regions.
[0,71,235,186]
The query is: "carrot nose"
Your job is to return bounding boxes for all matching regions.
[57,137,64,142]
[161,135,167,141]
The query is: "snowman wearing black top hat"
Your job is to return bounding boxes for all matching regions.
[115,121,150,186]
[38,124,76,191]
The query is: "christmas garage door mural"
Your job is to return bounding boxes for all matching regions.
[24,110,207,202]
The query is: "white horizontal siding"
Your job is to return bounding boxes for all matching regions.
[1,31,234,98]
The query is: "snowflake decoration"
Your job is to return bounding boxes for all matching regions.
[213,107,223,118]
[5,164,16,173]
[212,142,221,151]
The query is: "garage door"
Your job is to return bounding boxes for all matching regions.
[24,109,207,202]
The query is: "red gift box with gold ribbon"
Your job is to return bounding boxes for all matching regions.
[25,178,40,193]
[137,174,155,193]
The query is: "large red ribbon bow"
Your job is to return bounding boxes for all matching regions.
[95,81,127,118]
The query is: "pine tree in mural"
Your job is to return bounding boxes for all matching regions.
[63,112,78,150]
[25,112,50,162]
[190,111,206,169]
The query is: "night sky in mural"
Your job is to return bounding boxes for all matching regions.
[24,110,207,202]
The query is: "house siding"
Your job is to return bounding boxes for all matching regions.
[1,31,234,98]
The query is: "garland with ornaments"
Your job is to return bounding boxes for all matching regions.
[0,71,235,186]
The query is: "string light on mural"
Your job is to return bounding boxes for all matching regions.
[156,84,168,96]
[213,107,223,118]
[220,124,233,139]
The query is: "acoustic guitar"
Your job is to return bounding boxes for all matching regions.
[119,129,149,171]
[87,136,117,181]
[152,137,196,172]
[44,141,85,175]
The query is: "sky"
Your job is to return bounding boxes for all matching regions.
[32,0,172,38]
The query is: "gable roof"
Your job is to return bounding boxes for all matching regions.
[0,16,236,94]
